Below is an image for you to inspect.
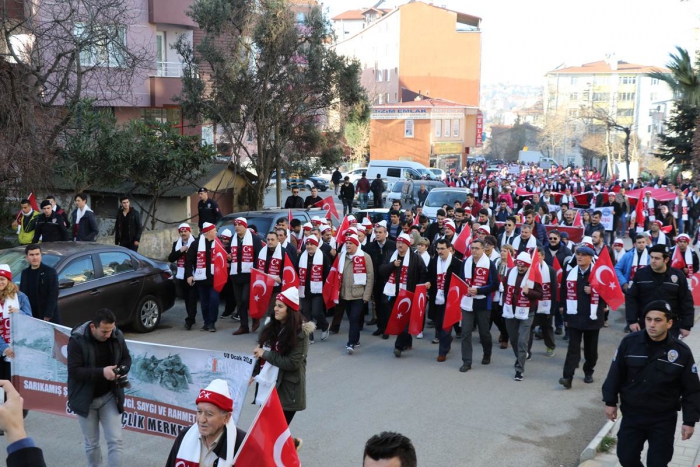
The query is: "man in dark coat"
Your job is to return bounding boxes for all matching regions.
[370,174,384,208]
[20,244,60,323]
[32,200,69,243]
[284,187,305,209]
[70,193,98,242]
[332,167,343,195]
[363,224,396,336]
[114,196,142,252]
[428,239,463,362]
[196,188,222,230]
[168,224,199,330]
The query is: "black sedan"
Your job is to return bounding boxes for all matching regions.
[0,242,176,333]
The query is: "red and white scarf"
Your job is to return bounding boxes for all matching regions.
[338,249,368,286]
[0,295,19,344]
[644,197,656,221]
[174,419,237,467]
[193,235,213,281]
[460,254,491,311]
[565,266,599,320]
[502,268,532,320]
[537,263,552,314]
[230,230,254,275]
[435,254,452,305]
[674,198,689,221]
[384,250,410,297]
[257,244,283,278]
[561,194,575,208]
[512,235,537,253]
[678,247,694,278]
[174,236,195,280]
[630,248,648,280]
[298,250,324,298]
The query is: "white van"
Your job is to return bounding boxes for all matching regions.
[366,161,427,191]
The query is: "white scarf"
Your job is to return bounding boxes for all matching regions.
[435,254,452,305]
[257,244,283,278]
[536,263,552,314]
[565,266,599,320]
[674,198,689,221]
[230,230,254,275]
[613,248,625,264]
[298,250,324,298]
[460,254,491,311]
[420,251,430,268]
[645,197,656,221]
[75,205,92,225]
[651,230,667,246]
[384,250,410,297]
[339,248,367,286]
[631,248,648,281]
[677,247,695,278]
[193,235,213,281]
[561,194,575,208]
[502,268,532,320]
[0,294,19,344]
[175,235,196,280]
[512,235,537,252]
[175,420,237,467]
[500,231,517,247]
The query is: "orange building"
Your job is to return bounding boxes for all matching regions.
[370,99,481,171]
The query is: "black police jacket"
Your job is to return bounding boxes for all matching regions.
[602,330,700,425]
[625,266,694,331]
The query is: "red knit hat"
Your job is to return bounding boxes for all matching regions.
[196,379,233,412]
[0,264,11,281]
[277,287,300,311]
[201,222,216,233]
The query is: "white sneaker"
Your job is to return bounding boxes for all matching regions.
[346,344,354,355]
[416,332,424,339]
[321,328,330,341]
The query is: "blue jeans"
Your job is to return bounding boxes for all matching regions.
[358,192,368,210]
[197,283,220,327]
[76,392,123,467]
[342,299,364,346]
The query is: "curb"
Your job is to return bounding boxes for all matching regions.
[579,418,616,463]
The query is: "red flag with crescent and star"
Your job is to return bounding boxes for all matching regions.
[281,252,299,291]
[634,196,645,231]
[334,215,351,245]
[212,237,228,293]
[52,328,69,365]
[322,255,341,310]
[409,284,427,335]
[573,210,583,227]
[506,250,515,269]
[691,272,700,305]
[589,246,624,310]
[444,274,468,331]
[385,288,414,335]
[526,249,542,287]
[313,195,339,221]
[249,268,277,319]
[671,245,686,270]
[552,255,563,301]
[452,223,472,256]
[233,387,300,467]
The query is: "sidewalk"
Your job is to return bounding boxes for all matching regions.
[580,319,700,467]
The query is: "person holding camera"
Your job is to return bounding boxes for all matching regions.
[67,308,131,467]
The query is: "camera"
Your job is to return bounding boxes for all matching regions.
[113,365,130,389]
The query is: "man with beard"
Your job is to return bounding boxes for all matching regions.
[364,225,396,337]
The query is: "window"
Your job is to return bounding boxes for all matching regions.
[619,76,637,85]
[443,119,450,137]
[295,12,305,24]
[435,119,441,138]
[569,92,578,101]
[246,129,254,143]
[568,108,578,117]
[74,23,127,68]
[99,252,134,276]
[155,32,165,74]
[59,256,96,284]
[651,78,659,86]
[376,62,382,82]
[452,119,459,137]
[404,120,414,138]
[384,69,390,82]
[570,76,578,85]
[617,109,634,117]
[650,93,658,101]
[141,108,181,124]
[387,168,402,177]
[377,94,384,105]
[384,93,390,104]
[592,92,609,102]
[594,75,609,85]
[618,92,635,101]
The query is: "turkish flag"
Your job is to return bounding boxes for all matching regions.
[27,193,39,212]
[671,246,686,270]
[526,249,542,287]
[314,195,339,221]
[249,268,277,319]
[385,288,414,335]
[334,215,351,245]
[515,187,534,197]
[52,328,69,365]
[661,225,673,234]
[288,209,293,224]
[322,255,341,309]
[506,250,515,269]
[444,274,468,331]
[552,256,563,301]
[634,196,645,230]
[409,284,427,336]
[281,252,299,291]
[573,210,583,227]
[452,223,472,256]
[212,238,229,293]
[233,387,300,467]
[691,272,700,305]
[589,246,625,310]
[574,192,592,206]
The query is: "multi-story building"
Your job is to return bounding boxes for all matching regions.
[544,57,673,166]
[333,1,482,168]
[331,6,392,42]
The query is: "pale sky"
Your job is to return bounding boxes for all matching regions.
[323,0,700,85]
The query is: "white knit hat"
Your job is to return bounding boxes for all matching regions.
[196,379,233,412]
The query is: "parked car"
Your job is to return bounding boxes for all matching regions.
[306,176,329,191]
[417,168,437,180]
[421,187,470,220]
[365,161,426,192]
[429,168,447,180]
[385,180,446,207]
[217,208,339,235]
[0,243,176,332]
[343,167,368,184]
[268,171,287,187]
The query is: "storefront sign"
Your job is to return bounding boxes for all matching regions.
[433,142,464,155]
[475,111,483,148]
[371,108,430,120]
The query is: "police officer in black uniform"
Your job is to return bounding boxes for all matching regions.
[602,300,700,467]
[625,244,694,339]
[197,188,222,230]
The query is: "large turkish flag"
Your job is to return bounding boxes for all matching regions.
[589,246,624,310]
[385,288,414,335]
[249,268,277,319]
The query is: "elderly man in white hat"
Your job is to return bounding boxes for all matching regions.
[165,379,244,467]
[502,251,543,381]
[168,223,198,330]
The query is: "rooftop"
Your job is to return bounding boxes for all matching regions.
[548,60,669,75]
[331,8,391,21]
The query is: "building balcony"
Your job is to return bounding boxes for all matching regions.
[149,0,195,27]
[149,62,184,107]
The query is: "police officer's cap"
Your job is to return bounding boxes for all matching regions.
[642,300,673,318]
[198,187,208,193]
[649,244,669,255]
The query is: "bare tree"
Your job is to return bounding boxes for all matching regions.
[0,0,151,194]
